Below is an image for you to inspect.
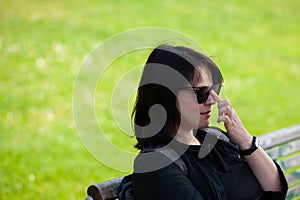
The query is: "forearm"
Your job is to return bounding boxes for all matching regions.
[211,92,284,192]
[244,147,282,192]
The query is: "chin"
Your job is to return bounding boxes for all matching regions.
[198,120,210,129]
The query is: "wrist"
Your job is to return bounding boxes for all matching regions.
[239,135,253,150]
[239,136,259,156]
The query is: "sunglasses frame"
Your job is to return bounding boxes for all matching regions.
[185,83,222,104]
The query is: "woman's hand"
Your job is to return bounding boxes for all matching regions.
[210,91,252,149]
[211,90,284,192]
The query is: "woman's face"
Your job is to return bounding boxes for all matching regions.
[176,67,216,130]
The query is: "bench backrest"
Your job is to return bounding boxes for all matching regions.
[259,124,300,199]
[86,124,300,200]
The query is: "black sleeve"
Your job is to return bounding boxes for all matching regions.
[261,161,288,200]
[133,162,203,200]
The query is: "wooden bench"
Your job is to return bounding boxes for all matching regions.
[86,124,300,200]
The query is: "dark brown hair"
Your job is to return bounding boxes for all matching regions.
[132,44,223,149]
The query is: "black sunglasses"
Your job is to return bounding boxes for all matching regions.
[184,84,222,104]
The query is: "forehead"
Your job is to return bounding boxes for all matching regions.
[192,66,213,86]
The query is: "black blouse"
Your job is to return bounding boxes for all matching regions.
[133,130,288,200]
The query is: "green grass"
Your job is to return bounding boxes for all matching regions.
[1,0,300,199]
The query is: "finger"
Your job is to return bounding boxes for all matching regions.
[218,105,233,118]
[217,99,231,109]
[218,106,227,117]
[217,115,225,123]
[211,90,222,103]
[217,115,230,124]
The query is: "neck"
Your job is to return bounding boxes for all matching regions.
[175,126,200,145]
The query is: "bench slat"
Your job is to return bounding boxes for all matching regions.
[259,124,300,149]
[287,184,300,199]
[285,168,300,184]
[87,177,123,200]
[265,139,300,160]
[278,153,300,170]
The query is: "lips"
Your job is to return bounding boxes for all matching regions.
[200,110,211,115]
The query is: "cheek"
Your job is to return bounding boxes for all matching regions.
[177,93,200,125]
[177,91,197,106]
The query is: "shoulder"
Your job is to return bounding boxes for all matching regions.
[134,146,186,174]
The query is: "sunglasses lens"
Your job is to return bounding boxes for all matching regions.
[194,84,222,104]
[196,87,210,104]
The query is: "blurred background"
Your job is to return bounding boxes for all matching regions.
[1,0,299,199]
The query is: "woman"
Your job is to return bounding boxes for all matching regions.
[131,44,287,199]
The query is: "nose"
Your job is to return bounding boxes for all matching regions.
[204,92,216,105]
